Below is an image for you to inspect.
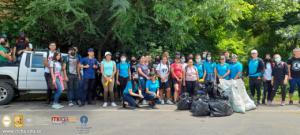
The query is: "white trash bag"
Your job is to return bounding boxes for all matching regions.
[219,79,256,113]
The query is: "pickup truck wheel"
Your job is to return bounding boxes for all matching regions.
[0,82,14,105]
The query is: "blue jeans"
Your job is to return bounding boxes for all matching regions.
[81,79,95,104]
[123,94,137,107]
[289,78,300,97]
[54,78,63,104]
[67,74,79,102]
[139,78,147,92]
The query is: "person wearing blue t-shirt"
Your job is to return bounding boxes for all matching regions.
[203,53,217,82]
[79,48,98,106]
[101,51,117,107]
[194,54,204,80]
[144,72,160,109]
[123,76,144,109]
[116,54,131,100]
[229,54,243,80]
[216,55,230,80]
[247,49,265,105]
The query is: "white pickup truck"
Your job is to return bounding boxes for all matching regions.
[0,51,67,105]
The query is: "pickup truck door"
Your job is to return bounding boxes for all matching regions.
[26,52,47,90]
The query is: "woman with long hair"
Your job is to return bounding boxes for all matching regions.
[50,52,68,109]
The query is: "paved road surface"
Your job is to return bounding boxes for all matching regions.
[0,101,300,135]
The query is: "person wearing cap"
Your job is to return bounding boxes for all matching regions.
[43,42,57,104]
[137,56,150,104]
[171,55,183,102]
[116,53,131,100]
[14,32,30,62]
[229,54,243,79]
[101,51,117,107]
[287,48,300,105]
[262,53,273,105]
[216,55,230,80]
[79,48,98,106]
[247,49,265,105]
[64,47,81,107]
[271,54,288,106]
[144,72,160,109]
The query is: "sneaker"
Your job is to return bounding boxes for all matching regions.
[281,101,285,106]
[123,101,128,108]
[150,105,158,109]
[102,102,108,107]
[52,104,64,109]
[142,100,147,105]
[160,100,165,105]
[111,102,117,107]
[166,100,174,105]
[289,100,293,105]
[68,102,74,107]
[267,101,272,106]
[256,101,261,106]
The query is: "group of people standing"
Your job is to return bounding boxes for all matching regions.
[2,37,298,109]
[250,48,300,106]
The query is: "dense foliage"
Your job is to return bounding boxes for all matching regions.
[1,0,300,61]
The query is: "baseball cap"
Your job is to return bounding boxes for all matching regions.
[293,48,300,52]
[149,72,156,77]
[105,51,112,56]
[232,54,238,58]
[251,50,258,54]
[88,48,94,52]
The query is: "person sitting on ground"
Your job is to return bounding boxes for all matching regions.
[144,72,160,109]
[123,75,144,109]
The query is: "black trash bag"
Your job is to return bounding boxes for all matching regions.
[195,83,206,96]
[208,99,233,117]
[177,93,192,110]
[206,82,220,99]
[190,98,210,116]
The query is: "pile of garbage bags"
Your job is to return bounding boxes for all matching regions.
[177,79,256,117]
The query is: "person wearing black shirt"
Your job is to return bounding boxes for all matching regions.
[271,54,288,106]
[287,48,300,105]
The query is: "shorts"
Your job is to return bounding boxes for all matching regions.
[172,78,182,85]
[159,80,170,90]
